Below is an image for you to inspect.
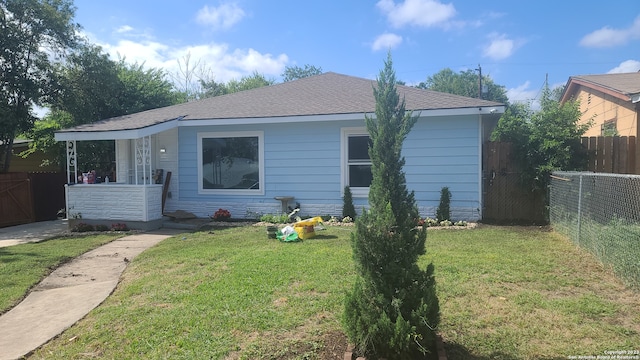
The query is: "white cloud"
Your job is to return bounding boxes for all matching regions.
[100,39,170,69]
[97,36,287,83]
[607,59,640,73]
[376,0,456,28]
[225,48,288,76]
[115,25,134,34]
[196,3,246,30]
[482,33,516,60]
[372,33,403,51]
[579,15,640,48]
[507,81,537,105]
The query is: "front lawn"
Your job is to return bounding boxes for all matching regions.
[29,225,640,359]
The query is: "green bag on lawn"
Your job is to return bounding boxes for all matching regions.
[276,230,300,242]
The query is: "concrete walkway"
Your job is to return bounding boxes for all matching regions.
[0,228,184,360]
[0,220,69,248]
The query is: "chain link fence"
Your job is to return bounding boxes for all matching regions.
[550,171,640,289]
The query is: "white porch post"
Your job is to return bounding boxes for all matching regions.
[134,136,152,185]
[66,140,77,184]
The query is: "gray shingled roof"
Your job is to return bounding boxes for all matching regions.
[570,72,640,98]
[57,72,503,134]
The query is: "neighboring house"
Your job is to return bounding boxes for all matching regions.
[560,72,640,137]
[54,72,504,229]
[1,139,60,173]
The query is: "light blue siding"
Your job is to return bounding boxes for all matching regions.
[175,114,483,220]
[404,116,481,218]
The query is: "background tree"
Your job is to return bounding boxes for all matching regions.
[24,45,181,171]
[344,54,439,358]
[418,68,509,104]
[225,71,275,94]
[0,0,79,172]
[491,84,590,193]
[281,64,323,82]
[199,78,228,98]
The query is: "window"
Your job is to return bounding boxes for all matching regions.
[197,131,264,194]
[342,128,372,197]
[601,119,618,136]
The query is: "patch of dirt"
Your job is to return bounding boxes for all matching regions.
[318,330,349,359]
[223,329,349,360]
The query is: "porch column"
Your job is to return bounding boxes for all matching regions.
[134,135,152,185]
[66,140,77,184]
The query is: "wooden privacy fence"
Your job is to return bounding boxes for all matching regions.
[0,173,35,228]
[482,136,638,224]
[581,136,639,175]
[0,172,66,228]
[482,142,546,224]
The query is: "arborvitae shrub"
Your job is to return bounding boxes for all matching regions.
[436,186,451,222]
[342,186,356,220]
[343,53,440,359]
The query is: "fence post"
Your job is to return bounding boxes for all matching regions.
[577,174,583,244]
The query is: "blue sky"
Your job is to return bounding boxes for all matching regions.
[74,0,640,104]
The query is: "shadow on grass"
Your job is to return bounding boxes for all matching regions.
[445,342,567,360]
[311,234,338,240]
[445,342,517,360]
[0,248,43,263]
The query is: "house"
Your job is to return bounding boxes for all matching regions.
[54,72,505,229]
[1,139,60,173]
[560,72,640,137]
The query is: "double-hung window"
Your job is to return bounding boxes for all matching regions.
[197,131,264,195]
[342,128,372,197]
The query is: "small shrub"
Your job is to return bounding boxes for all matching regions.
[440,220,453,227]
[72,223,94,232]
[425,217,439,227]
[111,223,129,231]
[436,187,451,222]
[342,216,353,223]
[94,224,109,232]
[342,186,356,220]
[454,220,468,227]
[321,214,333,222]
[260,213,290,224]
[212,208,231,221]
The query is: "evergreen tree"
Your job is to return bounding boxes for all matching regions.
[343,53,440,359]
[342,186,356,220]
[435,187,451,222]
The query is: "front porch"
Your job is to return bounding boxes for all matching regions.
[60,131,174,230]
[66,183,164,229]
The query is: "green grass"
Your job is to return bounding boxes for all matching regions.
[25,225,640,359]
[0,234,124,314]
[428,226,640,359]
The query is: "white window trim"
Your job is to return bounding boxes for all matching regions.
[197,131,265,195]
[341,127,370,198]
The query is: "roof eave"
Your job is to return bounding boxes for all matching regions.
[178,106,506,127]
[564,77,633,103]
[55,118,180,141]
